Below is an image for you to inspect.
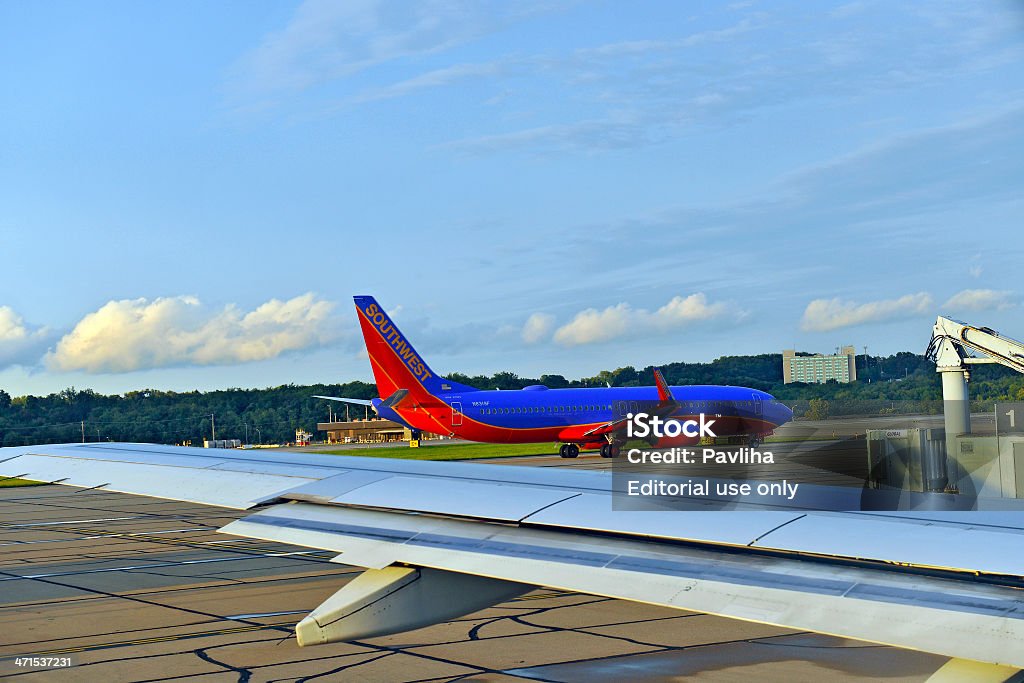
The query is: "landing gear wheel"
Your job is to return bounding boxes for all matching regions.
[559,444,572,458]
[563,444,579,459]
[600,444,619,458]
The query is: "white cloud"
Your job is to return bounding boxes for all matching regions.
[943,289,1017,312]
[968,255,983,279]
[232,1,459,92]
[553,294,732,347]
[0,307,33,343]
[353,62,503,103]
[572,17,762,59]
[521,312,555,344]
[654,294,730,325]
[800,292,933,332]
[0,306,51,368]
[230,0,545,96]
[46,293,339,373]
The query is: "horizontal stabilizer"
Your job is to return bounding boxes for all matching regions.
[313,395,375,407]
[379,389,410,410]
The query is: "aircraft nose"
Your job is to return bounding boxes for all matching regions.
[767,398,793,426]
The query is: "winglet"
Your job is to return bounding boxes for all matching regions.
[653,368,674,403]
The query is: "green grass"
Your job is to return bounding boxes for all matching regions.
[317,436,852,460]
[0,478,47,488]
[764,433,855,444]
[317,442,561,461]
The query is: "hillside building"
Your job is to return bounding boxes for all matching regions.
[783,346,857,384]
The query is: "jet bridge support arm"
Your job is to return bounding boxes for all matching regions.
[926,316,1024,439]
[930,335,972,438]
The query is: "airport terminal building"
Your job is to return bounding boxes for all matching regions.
[316,417,441,444]
[783,346,858,384]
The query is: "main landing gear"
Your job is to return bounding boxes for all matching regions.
[558,443,621,458]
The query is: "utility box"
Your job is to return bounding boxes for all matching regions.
[866,428,948,492]
[204,438,242,449]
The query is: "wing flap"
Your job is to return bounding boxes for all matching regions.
[222,502,1024,668]
[752,513,1024,576]
[329,476,580,521]
[521,493,805,546]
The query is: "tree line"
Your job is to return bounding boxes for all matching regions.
[1,352,1022,447]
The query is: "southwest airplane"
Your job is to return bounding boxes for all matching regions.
[319,295,793,458]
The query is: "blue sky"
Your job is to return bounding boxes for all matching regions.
[1,0,1022,396]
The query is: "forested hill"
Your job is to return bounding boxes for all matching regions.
[1,352,1022,447]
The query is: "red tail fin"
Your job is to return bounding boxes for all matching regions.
[353,296,476,399]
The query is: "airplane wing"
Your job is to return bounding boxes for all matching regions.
[1,442,1023,673]
[570,371,678,440]
[580,416,629,437]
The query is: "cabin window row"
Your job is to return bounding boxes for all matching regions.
[477,400,761,416]
[479,405,612,415]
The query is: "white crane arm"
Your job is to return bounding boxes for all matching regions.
[926,316,1024,375]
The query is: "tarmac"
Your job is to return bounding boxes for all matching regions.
[0,440,954,682]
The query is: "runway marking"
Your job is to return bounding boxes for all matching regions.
[511,591,570,601]
[0,520,338,567]
[5,516,140,528]
[0,622,289,659]
[0,527,219,547]
[129,527,218,535]
[0,551,322,580]
[0,571,350,614]
[225,609,309,620]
